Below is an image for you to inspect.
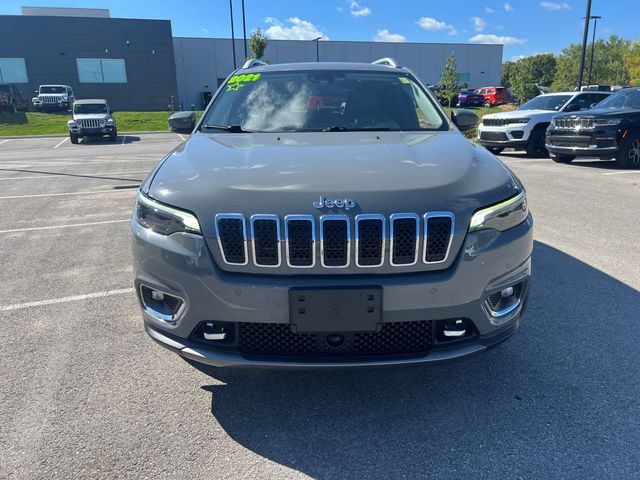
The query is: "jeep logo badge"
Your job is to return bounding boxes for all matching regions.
[313,196,356,210]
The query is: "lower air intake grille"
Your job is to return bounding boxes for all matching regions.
[237,321,433,357]
[424,215,453,263]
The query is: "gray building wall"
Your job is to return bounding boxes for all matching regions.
[0,15,178,111]
[173,37,503,110]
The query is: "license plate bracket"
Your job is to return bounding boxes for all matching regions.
[289,287,382,333]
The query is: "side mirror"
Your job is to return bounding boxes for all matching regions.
[450,108,479,132]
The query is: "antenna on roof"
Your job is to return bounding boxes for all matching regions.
[372,57,400,68]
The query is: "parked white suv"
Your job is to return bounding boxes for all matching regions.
[32,85,74,112]
[478,91,611,156]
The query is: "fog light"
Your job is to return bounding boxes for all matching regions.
[150,290,165,301]
[139,285,184,322]
[434,318,475,343]
[501,287,514,298]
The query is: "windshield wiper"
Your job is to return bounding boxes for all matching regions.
[321,125,394,132]
[202,124,252,133]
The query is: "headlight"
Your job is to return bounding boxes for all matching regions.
[469,191,528,232]
[594,118,622,126]
[135,192,201,236]
[67,120,77,127]
[106,119,114,125]
[511,118,530,124]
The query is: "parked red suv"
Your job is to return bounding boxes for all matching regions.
[474,86,513,107]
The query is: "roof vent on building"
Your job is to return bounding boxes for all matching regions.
[372,57,400,68]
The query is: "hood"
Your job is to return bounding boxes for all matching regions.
[148,131,519,235]
[73,114,109,120]
[553,107,640,119]
[483,109,555,120]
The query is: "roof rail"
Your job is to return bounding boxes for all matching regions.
[241,59,268,69]
[372,57,400,68]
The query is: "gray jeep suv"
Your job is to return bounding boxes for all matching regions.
[132,59,533,368]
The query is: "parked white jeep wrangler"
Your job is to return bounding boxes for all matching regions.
[67,99,117,144]
[32,85,74,111]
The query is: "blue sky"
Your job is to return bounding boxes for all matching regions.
[2,0,637,60]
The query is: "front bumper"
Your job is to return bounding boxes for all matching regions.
[546,128,619,157]
[132,215,533,368]
[478,123,533,148]
[69,126,114,137]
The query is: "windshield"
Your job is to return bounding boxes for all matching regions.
[40,86,66,94]
[595,89,640,110]
[74,103,107,114]
[201,70,447,132]
[518,94,572,111]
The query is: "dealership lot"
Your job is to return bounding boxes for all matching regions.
[1,135,639,479]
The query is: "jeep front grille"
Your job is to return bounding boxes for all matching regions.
[214,212,455,270]
[41,96,62,104]
[553,118,594,130]
[78,119,102,128]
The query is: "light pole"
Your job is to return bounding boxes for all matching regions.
[229,0,237,69]
[577,0,592,90]
[241,0,248,59]
[312,36,322,62]
[586,15,601,86]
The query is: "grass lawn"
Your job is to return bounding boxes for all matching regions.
[0,111,204,137]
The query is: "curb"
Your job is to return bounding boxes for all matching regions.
[0,130,178,140]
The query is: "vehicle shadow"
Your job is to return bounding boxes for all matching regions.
[80,135,140,145]
[195,241,640,479]
[0,167,143,183]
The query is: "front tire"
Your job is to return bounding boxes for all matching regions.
[615,135,640,169]
[484,99,492,108]
[525,128,548,158]
[69,132,79,144]
[110,129,118,142]
[550,153,575,163]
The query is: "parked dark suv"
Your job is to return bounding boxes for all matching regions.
[546,87,640,168]
[0,84,27,113]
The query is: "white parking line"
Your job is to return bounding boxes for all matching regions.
[53,137,68,149]
[0,188,138,200]
[0,169,150,181]
[0,287,135,312]
[121,135,127,145]
[602,170,640,176]
[177,133,186,142]
[0,139,9,146]
[0,219,129,234]
[0,159,159,168]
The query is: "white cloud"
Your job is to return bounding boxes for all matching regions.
[540,1,571,11]
[471,16,487,32]
[264,17,328,40]
[200,28,210,34]
[373,29,406,42]
[485,6,495,13]
[349,1,371,17]
[511,54,527,61]
[416,17,458,36]
[504,2,513,12]
[469,33,526,45]
[336,6,344,12]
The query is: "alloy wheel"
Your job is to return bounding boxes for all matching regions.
[629,138,640,165]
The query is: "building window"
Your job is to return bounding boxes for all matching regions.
[76,58,127,83]
[0,58,28,83]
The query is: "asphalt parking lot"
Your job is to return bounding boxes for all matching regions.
[1,134,639,479]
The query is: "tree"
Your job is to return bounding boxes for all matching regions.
[501,60,516,87]
[626,40,640,86]
[552,35,631,91]
[502,54,556,90]
[439,53,461,108]
[249,28,268,60]
[509,61,539,103]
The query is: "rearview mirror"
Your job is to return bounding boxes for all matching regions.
[450,108,479,132]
